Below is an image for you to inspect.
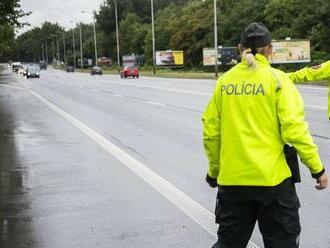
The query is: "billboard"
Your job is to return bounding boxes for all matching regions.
[156,51,184,66]
[203,47,239,66]
[203,48,216,66]
[270,40,311,64]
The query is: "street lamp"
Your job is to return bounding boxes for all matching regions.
[151,0,156,75]
[213,0,218,78]
[79,23,83,69]
[70,21,77,69]
[45,40,48,64]
[81,10,98,66]
[110,0,120,74]
[62,32,67,65]
[202,0,218,77]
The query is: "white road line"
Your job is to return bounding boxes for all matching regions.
[146,101,166,106]
[305,104,327,110]
[113,93,124,97]
[26,87,260,248]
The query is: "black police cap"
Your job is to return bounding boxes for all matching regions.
[241,22,272,49]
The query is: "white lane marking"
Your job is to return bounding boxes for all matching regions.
[305,104,327,110]
[99,80,211,96]
[146,101,166,106]
[113,93,124,97]
[297,85,327,91]
[0,84,25,90]
[26,87,260,248]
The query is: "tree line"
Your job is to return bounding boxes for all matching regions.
[12,0,330,68]
[0,0,29,61]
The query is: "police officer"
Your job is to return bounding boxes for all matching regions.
[202,22,328,248]
[287,61,330,119]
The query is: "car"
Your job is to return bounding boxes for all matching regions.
[18,65,27,75]
[12,62,22,73]
[66,65,74,72]
[91,66,103,75]
[120,66,139,79]
[26,65,40,79]
[39,60,47,70]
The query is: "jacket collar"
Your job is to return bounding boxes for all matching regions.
[241,53,270,67]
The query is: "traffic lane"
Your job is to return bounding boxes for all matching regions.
[0,77,214,247]
[20,70,330,247]
[21,78,217,209]
[22,71,329,210]
[28,69,329,127]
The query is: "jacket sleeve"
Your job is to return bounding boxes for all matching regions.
[202,83,222,179]
[288,60,330,83]
[276,74,324,176]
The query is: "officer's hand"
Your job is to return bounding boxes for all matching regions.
[205,174,218,188]
[315,173,328,190]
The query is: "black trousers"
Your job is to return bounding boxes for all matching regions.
[212,178,301,248]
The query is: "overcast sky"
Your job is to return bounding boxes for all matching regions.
[18,0,105,34]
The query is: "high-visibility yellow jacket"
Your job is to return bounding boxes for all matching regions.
[202,54,324,186]
[287,61,330,118]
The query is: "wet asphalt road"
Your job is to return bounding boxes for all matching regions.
[0,65,329,248]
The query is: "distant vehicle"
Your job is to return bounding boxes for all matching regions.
[120,66,139,79]
[91,66,102,75]
[18,64,27,75]
[39,60,47,70]
[26,64,40,79]
[97,57,112,66]
[12,62,22,73]
[66,65,74,72]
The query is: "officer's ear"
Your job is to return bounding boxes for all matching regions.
[264,44,273,59]
[238,44,244,57]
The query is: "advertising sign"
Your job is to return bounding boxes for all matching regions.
[156,51,184,66]
[270,40,311,64]
[203,48,216,66]
[203,47,239,66]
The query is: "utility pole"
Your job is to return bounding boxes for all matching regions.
[52,39,55,64]
[79,24,83,68]
[56,36,60,64]
[113,0,120,73]
[45,40,48,64]
[151,0,156,75]
[214,0,218,78]
[92,18,98,66]
[72,28,76,68]
[63,33,67,65]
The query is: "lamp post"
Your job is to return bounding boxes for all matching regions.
[213,0,218,78]
[56,35,60,63]
[81,11,98,66]
[110,0,120,73]
[151,0,156,75]
[62,33,67,65]
[45,40,48,64]
[79,23,83,68]
[41,43,45,61]
[52,38,55,64]
[70,21,77,69]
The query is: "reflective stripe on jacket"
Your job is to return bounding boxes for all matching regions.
[202,54,324,186]
[287,61,330,118]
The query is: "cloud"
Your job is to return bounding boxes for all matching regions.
[18,0,104,34]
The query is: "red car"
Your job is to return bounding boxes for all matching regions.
[120,66,139,79]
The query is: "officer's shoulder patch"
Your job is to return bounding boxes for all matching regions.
[311,64,322,70]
